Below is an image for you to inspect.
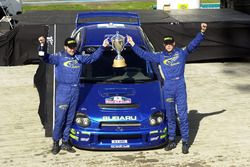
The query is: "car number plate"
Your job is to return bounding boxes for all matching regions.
[111,140,128,144]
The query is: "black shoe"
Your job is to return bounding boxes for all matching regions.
[164,140,176,151]
[61,142,76,153]
[182,142,189,154]
[51,141,60,155]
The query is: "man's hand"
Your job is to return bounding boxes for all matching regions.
[102,38,109,47]
[201,23,207,33]
[38,36,46,44]
[126,35,135,47]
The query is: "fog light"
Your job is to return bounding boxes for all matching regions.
[82,118,90,127]
[149,111,164,126]
[157,117,163,124]
[150,118,156,126]
[75,113,91,127]
[76,118,82,124]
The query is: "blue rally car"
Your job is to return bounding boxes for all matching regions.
[69,12,167,150]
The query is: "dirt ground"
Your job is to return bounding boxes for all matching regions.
[0,62,250,167]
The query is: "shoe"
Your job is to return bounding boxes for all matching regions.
[164,140,176,151]
[182,141,189,154]
[51,141,60,155]
[61,141,76,153]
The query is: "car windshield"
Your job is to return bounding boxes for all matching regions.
[80,46,155,83]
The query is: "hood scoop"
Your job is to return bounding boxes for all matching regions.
[99,88,136,97]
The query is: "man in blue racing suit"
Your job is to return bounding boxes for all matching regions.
[38,36,109,154]
[127,23,207,154]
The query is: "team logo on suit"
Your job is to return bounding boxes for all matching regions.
[163,53,180,66]
[64,60,80,68]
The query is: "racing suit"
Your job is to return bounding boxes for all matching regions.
[131,32,204,142]
[43,47,105,142]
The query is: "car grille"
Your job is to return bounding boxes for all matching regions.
[98,104,139,109]
[98,134,142,141]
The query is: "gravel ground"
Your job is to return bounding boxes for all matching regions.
[0,62,250,167]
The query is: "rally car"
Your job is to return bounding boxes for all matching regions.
[69,12,167,150]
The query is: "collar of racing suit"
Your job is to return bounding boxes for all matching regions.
[163,48,176,57]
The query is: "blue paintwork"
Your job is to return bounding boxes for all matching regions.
[75,11,140,29]
[71,81,167,150]
[83,24,145,47]
[78,81,164,120]
[70,12,167,150]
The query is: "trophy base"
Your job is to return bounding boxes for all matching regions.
[112,59,127,68]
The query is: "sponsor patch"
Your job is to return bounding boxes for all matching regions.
[105,96,131,104]
[150,136,159,141]
[103,116,137,121]
[63,60,80,69]
[111,145,130,148]
[98,23,125,28]
[80,138,90,142]
[150,130,158,134]
[59,104,68,110]
[81,131,91,135]
[166,98,174,103]
[163,54,180,66]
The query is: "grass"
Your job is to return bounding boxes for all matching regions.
[22,0,220,12]
[22,1,156,12]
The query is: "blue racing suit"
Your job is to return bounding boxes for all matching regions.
[43,47,105,142]
[132,32,204,142]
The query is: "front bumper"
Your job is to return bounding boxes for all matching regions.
[69,125,168,150]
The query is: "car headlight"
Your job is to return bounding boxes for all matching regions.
[150,118,156,126]
[149,112,164,126]
[75,113,90,127]
[156,116,163,124]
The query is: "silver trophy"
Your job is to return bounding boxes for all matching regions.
[111,31,127,68]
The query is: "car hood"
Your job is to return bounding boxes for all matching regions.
[77,81,164,121]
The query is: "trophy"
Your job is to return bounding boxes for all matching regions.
[111,31,127,68]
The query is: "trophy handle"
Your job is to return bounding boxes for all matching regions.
[123,40,128,50]
[104,35,114,50]
[121,35,128,51]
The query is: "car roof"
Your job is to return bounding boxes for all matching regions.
[81,24,145,47]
